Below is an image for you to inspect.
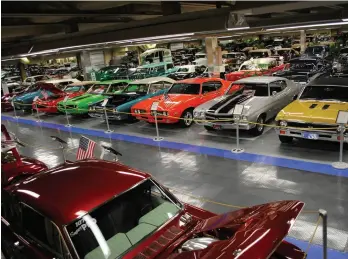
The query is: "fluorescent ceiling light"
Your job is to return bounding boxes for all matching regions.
[343,18,348,22]
[218,36,233,39]
[267,21,348,31]
[227,26,250,31]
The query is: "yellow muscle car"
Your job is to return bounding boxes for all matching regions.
[275,77,348,143]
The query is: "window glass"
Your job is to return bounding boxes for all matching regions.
[87,84,107,94]
[167,83,200,95]
[66,179,181,259]
[236,83,270,96]
[167,63,174,69]
[22,205,63,256]
[177,67,189,73]
[156,66,165,73]
[65,85,81,93]
[107,83,127,94]
[123,84,148,94]
[149,83,165,93]
[300,85,348,102]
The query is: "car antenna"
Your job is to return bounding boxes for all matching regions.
[101,145,122,161]
[50,136,68,163]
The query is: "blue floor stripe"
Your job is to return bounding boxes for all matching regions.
[285,237,348,259]
[2,115,348,178]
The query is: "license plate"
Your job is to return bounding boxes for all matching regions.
[302,132,319,140]
[212,124,222,130]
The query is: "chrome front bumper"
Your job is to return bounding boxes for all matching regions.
[88,112,128,120]
[276,128,348,143]
[197,118,253,130]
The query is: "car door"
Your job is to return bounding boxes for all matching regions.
[200,81,223,105]
[269,80,290,117]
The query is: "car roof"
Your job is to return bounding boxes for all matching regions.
[43,78,80,84]
[68,81,98,86]
[309,77,348,87]
[234,76,286,84]
[10,160,150,225]
[131,77,176,84]
[178,77,226,84]
[98,79,130,84]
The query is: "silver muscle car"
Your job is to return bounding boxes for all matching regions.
[193,76,301,136]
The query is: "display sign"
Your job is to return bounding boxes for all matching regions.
[151,101,159,111]
[170,42,184,51]
[336,111,348,124]
[233,104,244,115]
[63,96,69,102]
[101,99,109,107]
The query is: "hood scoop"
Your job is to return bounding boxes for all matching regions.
[309,104,317,109]
[322,104,330,110]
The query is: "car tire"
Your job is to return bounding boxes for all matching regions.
[179,109,194,127]
[204,125,216,131]
[249,114,266,136]
[279,135,293,143]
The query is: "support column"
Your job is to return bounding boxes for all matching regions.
[205,37,223,77]
[18,61,26,81]
[300,30,306,53]
[103,49,113,66]
[80,51,93,80]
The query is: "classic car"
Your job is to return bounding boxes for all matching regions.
[139,48,173,65]
[276,48,300,62]
[57,80,130,115]
[304,45,330,58]
[275,77,348,143]
[192,52,207,66]
[225,57,289,82]
[129,62,175,80]
[95,65,131,81]
[1,84,40,111]
[222,52,247,69]
[167,65,206,80]
[89,77,175,121]
[21,75,51,86]
[33,81,96,114]
[12,82,68,111]
[273,57,331,84]
[248,49,272,59]
[131,78,236,127]
[194,76,300,135]
[1,124,47,186]
[1,159,305,259]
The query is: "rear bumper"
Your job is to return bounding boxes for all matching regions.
[276,128,347,143]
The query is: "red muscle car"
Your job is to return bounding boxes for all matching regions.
[131,78,238,127]
[225,57,290,82]
[1,124,47,186]
[1,159,305,259]
[32,81,96,113]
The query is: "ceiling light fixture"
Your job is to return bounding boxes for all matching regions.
[266,21,348,31]
[227,26,250,31]
[342,18,348,22]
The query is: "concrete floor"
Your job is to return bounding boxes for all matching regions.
[2,113,348,258]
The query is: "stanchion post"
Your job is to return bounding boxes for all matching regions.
[11,97,19,119]
[63,96,72,127]
[151,101,163,142]
[332,111,348,169]
[319,209,328,259]
[231,104,244,153]
[101,98,113,133]
[33,96,42,123]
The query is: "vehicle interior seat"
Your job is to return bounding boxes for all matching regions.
[138,201,179,227]
[126,223,157,244]
[84,233,132,259]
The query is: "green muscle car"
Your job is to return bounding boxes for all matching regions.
[57,80,130,115]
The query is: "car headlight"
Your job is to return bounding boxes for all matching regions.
[194,110,205,117]
[279,121,287,127]
[241,116,248,122]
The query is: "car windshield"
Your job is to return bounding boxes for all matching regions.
[290,61,315,70]
[99,67,120,74]
[66,179,181,259]
[65,85,82,93]
[249,51,269,58]
[277,50,290,55]
[177,67,190,73]
[231,83,269,97]
[123,84,148,93]
[167,83,200,94]
[223,53,236,59]
[87,84,108,94]
[305,46,323,54]
[300,85,348,102]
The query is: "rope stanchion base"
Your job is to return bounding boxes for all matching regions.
[65,124,72,128]
[332,161,348,169]
[231,148,244,153]
[105,129,114,134]
[153,137,164,142]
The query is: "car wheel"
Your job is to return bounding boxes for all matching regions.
[279,135,293,143]
[204,125,216,131]
[250,115,265,136]
[179,109,194,127]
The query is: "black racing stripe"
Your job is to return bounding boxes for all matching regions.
[218,95,252,113]
[209,95,242,112]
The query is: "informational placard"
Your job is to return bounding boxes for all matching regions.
[233,104,244,115]
[101,99,109,107]
[63,96,69,102]
[33,96,39,102]
[151,101,159,111]
[336,110,348,124]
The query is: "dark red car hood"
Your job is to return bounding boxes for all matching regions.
[167,200,304,259]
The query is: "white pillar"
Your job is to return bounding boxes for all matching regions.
[300,30,306,53]
[205,37,224,76]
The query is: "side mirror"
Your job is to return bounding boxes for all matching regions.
[272,91,277,96]
[293,94,298,100]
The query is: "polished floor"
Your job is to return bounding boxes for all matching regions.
[2,115,348,258]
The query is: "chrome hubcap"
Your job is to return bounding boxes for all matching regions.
[184,112,193,125]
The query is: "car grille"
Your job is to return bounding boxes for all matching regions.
[205,113,234,123]
[287,122,337,131]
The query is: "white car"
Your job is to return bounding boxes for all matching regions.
[22,75,51,86]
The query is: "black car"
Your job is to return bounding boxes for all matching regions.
[167,65,206,80]
[273,57,331,84]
